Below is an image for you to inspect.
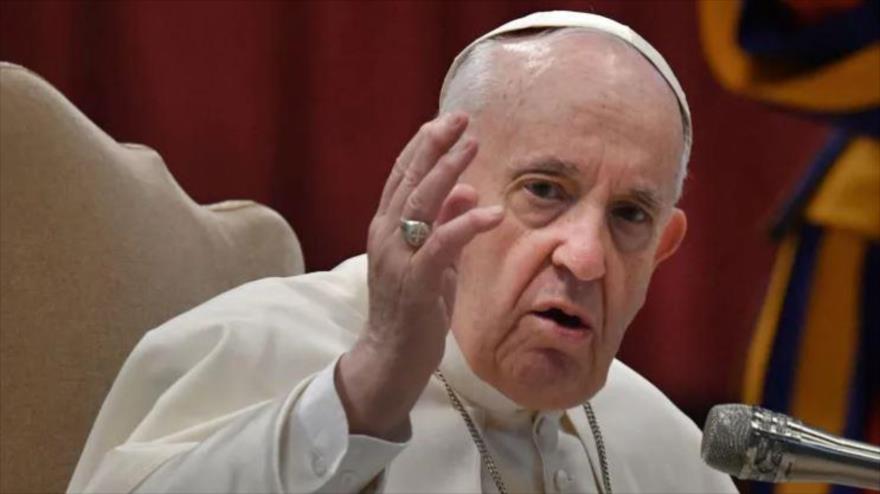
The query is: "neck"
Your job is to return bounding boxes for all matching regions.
[438,333,560,428]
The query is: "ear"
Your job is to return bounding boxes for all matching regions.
[653,208,687,266]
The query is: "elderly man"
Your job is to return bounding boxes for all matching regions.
[69,11,738,494]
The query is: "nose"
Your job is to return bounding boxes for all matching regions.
[550,211,607,282]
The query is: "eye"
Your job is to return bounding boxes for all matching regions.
[507,176,570,226]
[612,203,650,224]
[609,202,655,252]
[523,179,567,202]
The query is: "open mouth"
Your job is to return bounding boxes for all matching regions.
[533,308,587,330]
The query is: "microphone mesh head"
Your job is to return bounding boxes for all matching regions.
[701,404,753,475]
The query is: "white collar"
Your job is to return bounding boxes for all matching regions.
[438,332,563,429]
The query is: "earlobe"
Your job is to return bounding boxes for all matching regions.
[654,209,687,266]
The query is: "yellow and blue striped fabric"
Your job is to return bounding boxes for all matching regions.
[699,1,879,493]
[744,138,878,494]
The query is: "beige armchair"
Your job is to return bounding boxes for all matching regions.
[0,62,305,493]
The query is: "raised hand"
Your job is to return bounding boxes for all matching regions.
[335,112,503,439]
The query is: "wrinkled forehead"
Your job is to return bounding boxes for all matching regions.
[485,37,685,200]
[486,29,678,108]
[439,12,692,166]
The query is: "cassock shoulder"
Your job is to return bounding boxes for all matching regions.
[598,359,699,436]
[71,255,372,490]
[591,360,737,493]
[134,253,369,367]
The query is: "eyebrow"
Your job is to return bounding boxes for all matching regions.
[507,156,581,177]
[509,155,665,211]
[629,188,662,212]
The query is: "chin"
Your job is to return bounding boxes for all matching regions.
[521,391,590,410]
[494,351,606,410]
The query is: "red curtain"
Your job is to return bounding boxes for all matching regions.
[0,0,829,421]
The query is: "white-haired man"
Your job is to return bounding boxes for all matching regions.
[69,11,738,494]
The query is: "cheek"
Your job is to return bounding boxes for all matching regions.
[605,256,655,335]
[450,222,508,344]
[456,217,540,309]
[451,218,554,353]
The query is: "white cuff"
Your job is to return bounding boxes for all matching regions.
[281,358,409,493]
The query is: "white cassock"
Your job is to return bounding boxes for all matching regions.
[68,255,738,493]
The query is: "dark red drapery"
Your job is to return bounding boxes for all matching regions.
[0,0,829,420]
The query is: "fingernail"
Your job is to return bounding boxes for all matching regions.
[457,138,476,155]
[485,205,503,217]
[447,112,466,128]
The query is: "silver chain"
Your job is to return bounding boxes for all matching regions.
[435,370,612,494]
[583,401,612,494]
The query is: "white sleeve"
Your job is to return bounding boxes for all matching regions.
[132,359,409,494]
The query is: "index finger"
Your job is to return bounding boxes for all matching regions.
[378,129,422,214]
[386,112,467,219]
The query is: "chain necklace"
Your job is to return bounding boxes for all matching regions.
[435,371,612,494]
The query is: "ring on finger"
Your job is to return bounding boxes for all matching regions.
[400,219,431,249]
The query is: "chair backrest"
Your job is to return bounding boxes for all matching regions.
[0,62,305,493]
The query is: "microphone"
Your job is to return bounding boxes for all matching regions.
[701,404,880,490]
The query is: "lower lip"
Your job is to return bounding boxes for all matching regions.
[528,313,593,344]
